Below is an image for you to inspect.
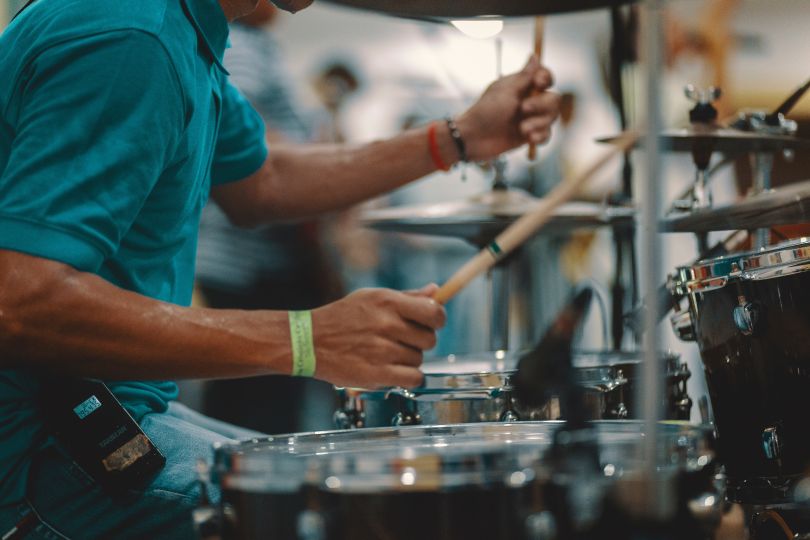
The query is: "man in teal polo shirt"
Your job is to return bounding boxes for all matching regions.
[0,0,561,537]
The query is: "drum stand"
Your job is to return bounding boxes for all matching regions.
[477,158,534,353]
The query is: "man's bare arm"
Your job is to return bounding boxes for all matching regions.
[0,250,444,388]
[214,59,560,225]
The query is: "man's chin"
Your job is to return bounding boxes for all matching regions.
[267,0,314,13]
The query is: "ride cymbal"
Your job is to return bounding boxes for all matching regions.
[598,126,810,154]
[361,188,634,245]
[661,180,810,233]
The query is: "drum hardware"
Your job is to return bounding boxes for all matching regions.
[732,296,759,336]
[762,426,782,463]
[334,350,691,428]
[669,237,810,505]
[623,229,749,336]
[684,85,722,210]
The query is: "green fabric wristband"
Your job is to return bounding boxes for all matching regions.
[288,310,316,377]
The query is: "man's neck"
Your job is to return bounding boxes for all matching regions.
[217,0,254,22]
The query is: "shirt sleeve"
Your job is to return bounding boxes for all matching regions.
[0,30,185,272]
[209,78,269,186]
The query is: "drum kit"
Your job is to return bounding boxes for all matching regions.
[201,1,810,539]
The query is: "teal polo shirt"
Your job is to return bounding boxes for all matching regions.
[0,0,268,503]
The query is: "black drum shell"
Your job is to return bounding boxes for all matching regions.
[214,422,718,539]
[689,269,810,503]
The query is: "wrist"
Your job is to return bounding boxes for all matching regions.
[427,121,460,172]
[453,113,485,162]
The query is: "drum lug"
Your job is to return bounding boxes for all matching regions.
[670,307,696,341]
[525,511,557,540]
[297,510,326,540]
[500,409,520,422]
[732,298,759,336]
[608,402,629,420]
[392,411,421,426]
[762,426,782,460]
[333,409,365,429]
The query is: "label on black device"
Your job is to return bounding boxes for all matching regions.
[41,378,165,492]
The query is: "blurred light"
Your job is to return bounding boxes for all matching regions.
[450,19,504,39]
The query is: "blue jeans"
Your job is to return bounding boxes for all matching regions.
[0,403,262,539]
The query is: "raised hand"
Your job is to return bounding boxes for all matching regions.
[456,56,561,161]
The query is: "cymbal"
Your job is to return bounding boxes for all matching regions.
[361,189,634,245]
[597,126,810,154]
[321,0,635,21]
[661,180,810,233]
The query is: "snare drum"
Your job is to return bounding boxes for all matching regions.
[213,421,717,540]
[334,351,691,429]
[672,238,810,504]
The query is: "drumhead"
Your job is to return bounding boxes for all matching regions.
[213,421,713,494]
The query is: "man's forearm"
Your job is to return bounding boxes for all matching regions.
[0,251,288,380]
[214,122,460,224]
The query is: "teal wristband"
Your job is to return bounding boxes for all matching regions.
[288,310,316,377]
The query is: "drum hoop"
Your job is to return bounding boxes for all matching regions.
[674,238,810,292]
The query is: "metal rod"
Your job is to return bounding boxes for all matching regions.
[751,152,774,249]
[488,264,510,352]
[639,0,664,485]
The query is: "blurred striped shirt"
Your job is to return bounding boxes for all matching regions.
[196,22,314,292]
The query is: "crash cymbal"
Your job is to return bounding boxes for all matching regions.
[321,0,635,21]
[361,188,634,245]
[597,126,810,154]
[661,180,810,233]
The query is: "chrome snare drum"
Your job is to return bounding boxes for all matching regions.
[671,238,810,504]
[213,421,717,540]
[334,351,691,428]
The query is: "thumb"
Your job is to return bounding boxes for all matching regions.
[404,283,439,298]
[515,55,541,90]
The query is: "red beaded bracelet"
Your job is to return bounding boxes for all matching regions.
[427,122,450,172]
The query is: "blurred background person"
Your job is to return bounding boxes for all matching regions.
[192,2,340,434]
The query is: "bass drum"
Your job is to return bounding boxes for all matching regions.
[334,350,691,428]
[213,421,718,540]
[672,237,810,504]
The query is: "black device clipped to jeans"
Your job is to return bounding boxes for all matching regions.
[39,378,165,493]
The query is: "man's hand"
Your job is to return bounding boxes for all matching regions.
[457,56,561,161]
[311,285,446,389]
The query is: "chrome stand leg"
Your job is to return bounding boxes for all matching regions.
[751,152,774,249]
[488,263,510,352]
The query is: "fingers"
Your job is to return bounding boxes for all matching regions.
[375,364,424,389]
[396,320,438,352]
[521,90,560,116]
[519,91,560,145]
[393,292,446,331]
[518,58,554,89]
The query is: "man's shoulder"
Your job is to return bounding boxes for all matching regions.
[6,0,183,51]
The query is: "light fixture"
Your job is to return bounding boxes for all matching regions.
[450,18,504,39]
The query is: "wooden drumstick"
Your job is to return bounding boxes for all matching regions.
[527,16,545,161]
[433,130,639,305]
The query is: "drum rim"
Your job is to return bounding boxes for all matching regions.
[673,237,810,293]
[213,421,715,493]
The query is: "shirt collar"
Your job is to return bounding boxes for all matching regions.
[180,0,230,73]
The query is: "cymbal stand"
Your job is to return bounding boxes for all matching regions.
[731,110,798,249]
[684,85,722,254]
[484,157,518,352]
[487,261,511,352]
